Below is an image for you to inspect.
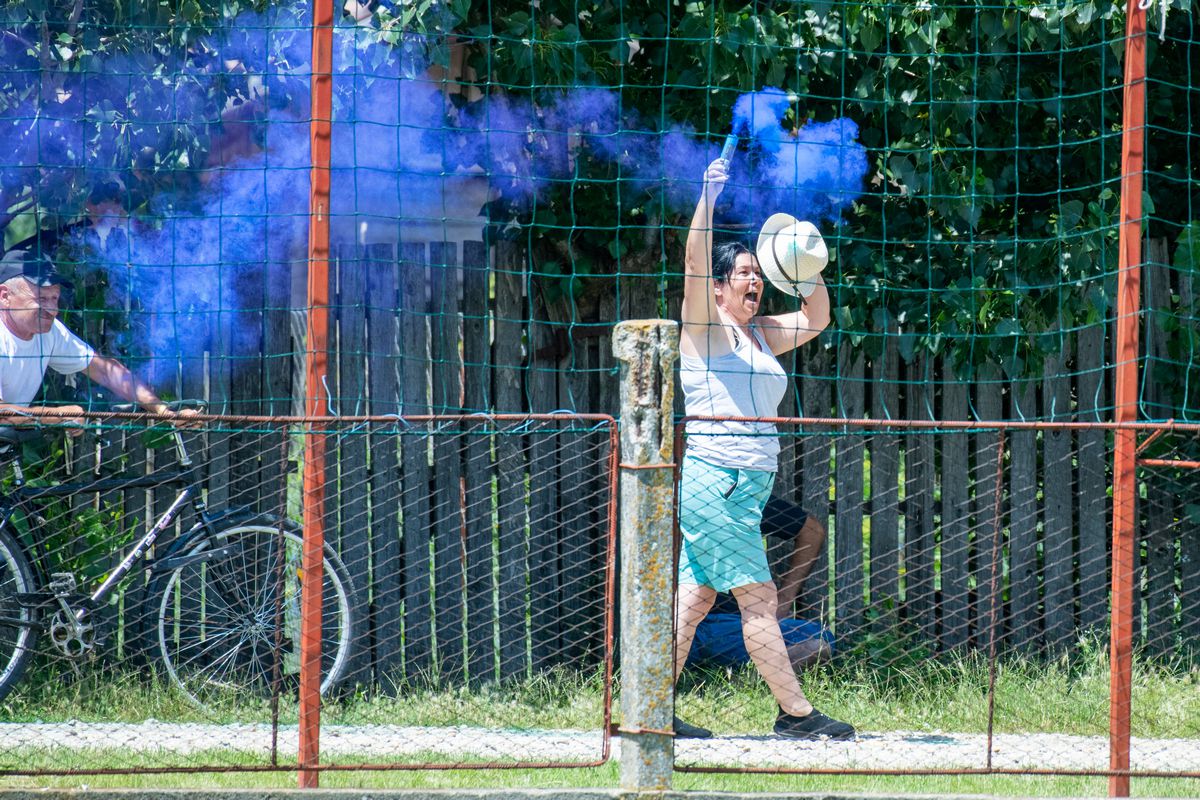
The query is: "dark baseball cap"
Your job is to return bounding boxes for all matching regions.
[0,249,74,291]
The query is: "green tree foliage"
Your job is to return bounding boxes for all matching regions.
[463,0,1195,378]
[2,0,1196,382]
[2,0,235,240]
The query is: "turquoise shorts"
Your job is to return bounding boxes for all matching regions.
[677,454,775,592]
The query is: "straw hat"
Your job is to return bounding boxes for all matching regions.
[755,213,828,297]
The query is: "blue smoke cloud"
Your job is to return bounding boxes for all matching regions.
[3,12,868,391]
[719,87,868,226]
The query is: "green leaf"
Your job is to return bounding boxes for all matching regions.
[888,156,920,196]
[859,24,881,53]
[1058,200,1084,233]
[1173,221,1200,272]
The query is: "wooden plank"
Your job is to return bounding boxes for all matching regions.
[1143,490,1177,656]
[972,364,1003,648]
[903,354,937,645]
[145,287,179,664]
[206,282,232,512]
[1143,258,1176,655]
[319,251,341,570]
[93,385,126,665]
[774,350,799,504]
[558,330,594,665]
[335,250,372,686]
[179,305,210,491]
[579,298,614,664]
[798,343,832,620]
[117,420,151,665]
[262,263,294,418]
[527,294,561,672]
[1182,481,1200,656]
[366,243,403,689]
[1007,379,1041,651]
[461,241,495,685]
[257,261,292,709]
[597,296,618,416]
[1040,353,1074,652]
[939,377,970,649]
[833,340,865,639]
[768,356,800,605]
[1175,269,1200,652]
[259,260,293,521]
[869,335,901,623]
[493,242,528,680]
[1075,325,1109,633]
[399,242,433,679]
[228,266,265,514]
[429,241,465,683]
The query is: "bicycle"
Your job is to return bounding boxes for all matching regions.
[0,409,356,709]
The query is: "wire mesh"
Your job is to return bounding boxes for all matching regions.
[0,413,617,774]
[672,420,1200,778]
[0,0,1197,789]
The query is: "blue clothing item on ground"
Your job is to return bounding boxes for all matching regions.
[677,453,776,592]
[687,613,834,668]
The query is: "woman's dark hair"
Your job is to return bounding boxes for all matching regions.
[712,240,754,284]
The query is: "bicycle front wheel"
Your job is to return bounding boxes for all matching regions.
[0,523,36,704]
[153,519,355,709]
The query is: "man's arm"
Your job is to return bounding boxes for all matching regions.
[774,514,827,620]
[0,402,86,430]
[85,355,168,413]
[84,355,198,423]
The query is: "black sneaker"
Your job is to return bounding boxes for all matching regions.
[673,714,713,739]
[774,707,856,740]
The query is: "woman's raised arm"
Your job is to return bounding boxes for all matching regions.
[755,276,831,356]
[681,159,729,357]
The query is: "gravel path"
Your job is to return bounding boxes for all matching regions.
[2,721,1198,772]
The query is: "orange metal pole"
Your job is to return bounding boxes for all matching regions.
[1109,1,1147,796]
[300,0,334,788]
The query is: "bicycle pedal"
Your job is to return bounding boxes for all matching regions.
[48,573,78,596]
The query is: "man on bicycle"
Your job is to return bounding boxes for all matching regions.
[0,248,197,430]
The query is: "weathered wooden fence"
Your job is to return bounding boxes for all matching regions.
[39,238,1198,681]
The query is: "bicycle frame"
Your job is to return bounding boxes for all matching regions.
[1,427,213,611]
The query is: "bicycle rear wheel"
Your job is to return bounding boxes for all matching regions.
[0,524,36,703]
[152,519,355,709]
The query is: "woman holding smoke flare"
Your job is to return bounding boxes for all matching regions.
[673,155,855,740]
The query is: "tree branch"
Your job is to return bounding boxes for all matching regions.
[67,0,85,39]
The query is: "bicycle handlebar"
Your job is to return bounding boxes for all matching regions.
[106,400,207,414]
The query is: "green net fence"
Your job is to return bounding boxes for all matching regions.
[2,1,1195,424]
[1,0,1200,782]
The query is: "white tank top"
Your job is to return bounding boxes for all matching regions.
[679,326,788,471]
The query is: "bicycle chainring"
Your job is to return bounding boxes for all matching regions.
[48,608,96,659]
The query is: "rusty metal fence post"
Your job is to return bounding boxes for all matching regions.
[300,0,335,786]
[613,320,680,792]
[1110,1,1148,796]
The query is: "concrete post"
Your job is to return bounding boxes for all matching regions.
[613,319,679,793]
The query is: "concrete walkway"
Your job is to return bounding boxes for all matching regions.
[1,721,1197,773]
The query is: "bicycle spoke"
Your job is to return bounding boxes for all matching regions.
[156,523,354,709]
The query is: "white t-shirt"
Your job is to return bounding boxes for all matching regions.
[0,318,95,405]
